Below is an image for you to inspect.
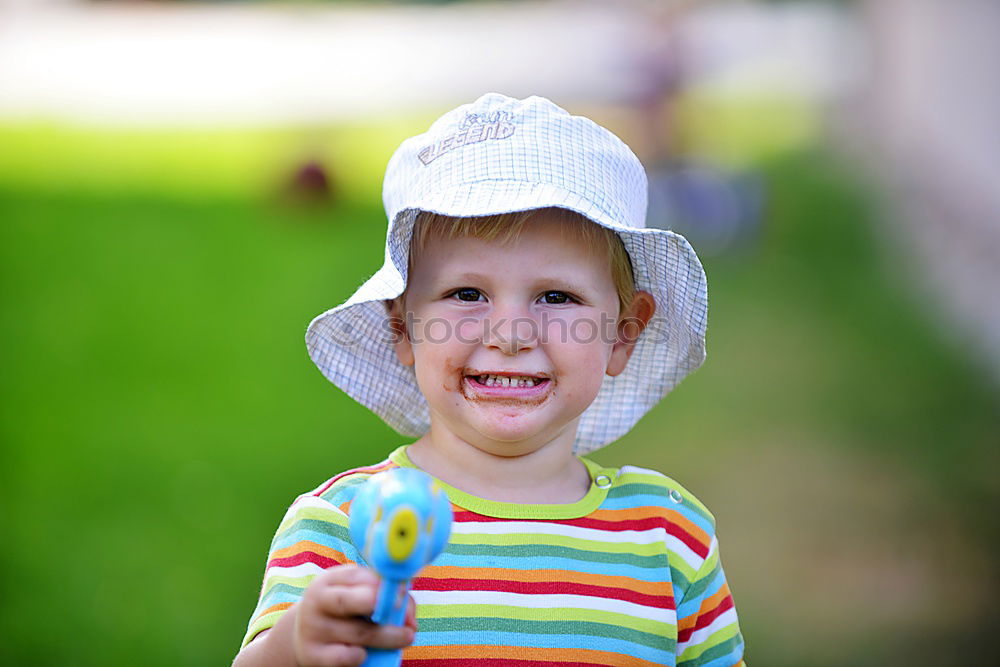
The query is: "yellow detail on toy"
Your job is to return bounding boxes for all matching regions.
[386,507,418,561]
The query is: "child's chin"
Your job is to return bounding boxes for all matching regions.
[466,420,568,454]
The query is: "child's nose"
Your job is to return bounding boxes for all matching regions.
[481,307,539,356]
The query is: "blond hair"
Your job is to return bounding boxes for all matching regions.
[408,207,636,312]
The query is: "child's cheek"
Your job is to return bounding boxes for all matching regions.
[456,317,481,345]
[541,317,569,346]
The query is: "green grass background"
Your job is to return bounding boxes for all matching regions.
[1,115,997,665]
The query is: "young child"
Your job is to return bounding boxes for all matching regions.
[235,93,746,667]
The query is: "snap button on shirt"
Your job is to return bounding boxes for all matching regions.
[594,474,613,488]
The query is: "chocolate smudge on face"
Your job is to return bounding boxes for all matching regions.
[441,358,463,394]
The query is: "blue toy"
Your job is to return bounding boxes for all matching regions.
[348,467,453,667]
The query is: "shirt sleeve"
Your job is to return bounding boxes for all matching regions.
[675,534,747,667]
[241,492,362,648]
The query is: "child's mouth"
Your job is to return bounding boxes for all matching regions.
[463,373,551,398]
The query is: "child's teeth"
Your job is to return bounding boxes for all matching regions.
[474,374,543,387]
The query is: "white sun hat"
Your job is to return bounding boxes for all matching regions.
[305,93,708,455]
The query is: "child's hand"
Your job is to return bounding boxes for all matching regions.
[293,565,417,667]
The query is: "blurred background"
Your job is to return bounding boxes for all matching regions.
[1,0,997,664]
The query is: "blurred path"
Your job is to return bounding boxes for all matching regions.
[0,0,851,127]
[0,0,640,125]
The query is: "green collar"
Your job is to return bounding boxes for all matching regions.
[388,444,619,520]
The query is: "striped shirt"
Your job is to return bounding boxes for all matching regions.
[242,446,746,666]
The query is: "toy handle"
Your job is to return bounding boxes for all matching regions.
[362,578,409,667]
[371,577,409,627]
[363,647,404,667]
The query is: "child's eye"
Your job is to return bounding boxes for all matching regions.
[450,288,483,302]
[540,291,574,304]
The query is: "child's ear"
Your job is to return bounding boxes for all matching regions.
[386,298,415,367]
[606,291,656,377]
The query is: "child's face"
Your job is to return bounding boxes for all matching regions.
[392,211,650,460]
